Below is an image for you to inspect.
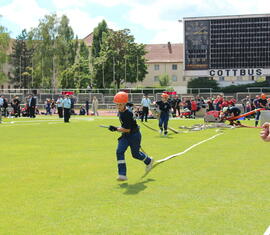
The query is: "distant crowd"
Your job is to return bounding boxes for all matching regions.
[0,94,100,121]
[1,93,269,121]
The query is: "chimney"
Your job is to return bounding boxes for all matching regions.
[168,41,172,54]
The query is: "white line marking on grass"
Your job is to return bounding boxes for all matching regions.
[0,123,41,127]
[48,122,65,125]
[264,226,270,235]
[156,132,223,163]
[2,118,94,124]
[2,119,63,123]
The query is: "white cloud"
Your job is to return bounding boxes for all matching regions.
[125,0,270,43]
[2,0,270,43]
[150,20,183,44]
[56,9,119,38]
[51,0,86,9]
[0,0,48,31]
[51,0,128,8]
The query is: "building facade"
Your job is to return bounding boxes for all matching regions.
[184,14,270,86]
[83,33,185,90]
[127,43,185,92]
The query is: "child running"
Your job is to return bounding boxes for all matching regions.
[155,93,171,136]
[108,91,154,181]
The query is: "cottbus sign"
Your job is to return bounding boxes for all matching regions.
[209,68,263,77]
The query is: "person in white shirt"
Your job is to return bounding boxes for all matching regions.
[140,94,151,122]
[62,95,71,123]
[56,96,63,118]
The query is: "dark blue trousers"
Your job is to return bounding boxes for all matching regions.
[159,112,169,131]
[116,131,151,176]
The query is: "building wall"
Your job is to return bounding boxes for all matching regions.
[0,63,14,89]
[127,62,186,87]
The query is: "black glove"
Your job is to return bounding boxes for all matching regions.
[109,125,118,132]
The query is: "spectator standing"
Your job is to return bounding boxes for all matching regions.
[92,96,99,116]
[45,99,51,115]
[28,94,36,118]
[255,93,268,127]
[69,95,76,115]
[174,95,181,117]
[241,96,250,113]
[140,94,151,122]
[191,99,197,118]
[63,95,71,123]
[51,99,56,114]
[12,96,21,117]
[56,96,63,118]
[85,98,89,115]
[2,97,8,117]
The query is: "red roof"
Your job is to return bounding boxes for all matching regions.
[145,43,183,63]
[82,33,183,63]
[83,33,93,47]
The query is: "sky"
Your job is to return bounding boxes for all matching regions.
[1,0,270,44]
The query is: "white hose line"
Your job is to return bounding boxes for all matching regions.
[156,132,223,163]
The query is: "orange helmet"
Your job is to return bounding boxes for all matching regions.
[113,91,128,104]
[261,93,267,99]
[161,93,169,99]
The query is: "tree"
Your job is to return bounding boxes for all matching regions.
[59,40,91,89]
[159,74,170,87]
[59,58,90,89]
[188,77,219,89]
[91,20,109,88]
[91,20,108,59]
[93,28,148,88]
[28,14,76,88]
[0,17,10,84]
[10,29,34,88]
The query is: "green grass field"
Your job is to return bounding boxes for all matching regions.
[0,116,269,235]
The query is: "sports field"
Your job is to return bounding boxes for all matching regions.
[0,116,269,235]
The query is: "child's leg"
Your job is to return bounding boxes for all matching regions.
[163,114,169,135]
[159,115,164,132]
[116,136,129,176]
[129,132,152,165]
[255,111,261,127]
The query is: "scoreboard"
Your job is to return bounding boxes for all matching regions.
[184,14,270,77]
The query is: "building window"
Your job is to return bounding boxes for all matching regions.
[172,75,177,82]
[183,77,186,81]
[154,76,159,82]
[219,76,225,81]
[154,64,160,70]
[172,64,177,70]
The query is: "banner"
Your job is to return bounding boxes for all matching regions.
[62,91,74,95]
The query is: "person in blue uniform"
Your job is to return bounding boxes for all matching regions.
[222,106,241,125]
[255,93,268,127]
[108,91,154,181]
[155,93,171,136]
